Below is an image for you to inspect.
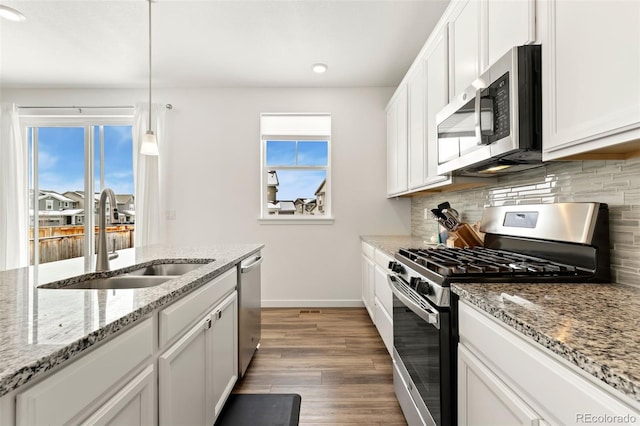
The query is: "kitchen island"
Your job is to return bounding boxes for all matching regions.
[0,243,262,424]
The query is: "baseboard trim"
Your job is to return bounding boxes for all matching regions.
[261,300,365,308]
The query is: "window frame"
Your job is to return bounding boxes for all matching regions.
[259,114,333,224]
[21,112,134,273]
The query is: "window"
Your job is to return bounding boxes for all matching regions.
[23,108,134,272]
[260,114,331,221]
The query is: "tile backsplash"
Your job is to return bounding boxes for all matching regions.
[411,157,640,287]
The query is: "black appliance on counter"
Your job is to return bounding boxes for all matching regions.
[387,202,610,426]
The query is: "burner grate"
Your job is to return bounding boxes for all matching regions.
[398,247,586,279]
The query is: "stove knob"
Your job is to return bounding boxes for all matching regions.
[388,261,395,270]
[392,263,405,274]
[409,277,421,289]
[417,281,432,296]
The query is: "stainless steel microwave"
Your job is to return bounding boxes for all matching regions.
[436,45,542,176]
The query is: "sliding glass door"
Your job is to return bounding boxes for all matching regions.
[27,119,133,276]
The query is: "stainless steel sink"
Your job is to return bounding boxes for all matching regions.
[125,263,208,276]
[38,259,214,290]
[60,275,174,290]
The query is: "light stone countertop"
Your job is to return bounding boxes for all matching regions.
[361,235,640,404]
[361,235,437,257]
[0,243,263,397]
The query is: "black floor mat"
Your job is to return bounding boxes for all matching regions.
[214,393,301,426]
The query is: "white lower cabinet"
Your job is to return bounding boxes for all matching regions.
[361,242,394,356]
[458,301,640,425]
[361,243,375,321]
[373,262,393,356]
[159,291,238,426]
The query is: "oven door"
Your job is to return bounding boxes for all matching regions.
[388,274,452,426]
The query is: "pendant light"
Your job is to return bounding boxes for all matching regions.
[140,0,159,156]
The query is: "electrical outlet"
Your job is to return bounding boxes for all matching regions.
[166,210,176,220]
[424,207,430,220]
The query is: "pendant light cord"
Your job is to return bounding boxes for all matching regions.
[148,0,153,131]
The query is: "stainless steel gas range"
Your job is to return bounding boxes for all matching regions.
[388,202,611,426]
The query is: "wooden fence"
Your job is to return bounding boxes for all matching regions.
[29,225,135,264]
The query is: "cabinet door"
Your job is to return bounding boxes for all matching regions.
[408,61,426,190]
[542,0,640,158]
[373,264,393,356]
[485,0,535,71]
[386,85,408,196]
[458,345,543,426]
[361,253,375,321]
[209,292,238,421]
[449,0,480,98]
[159,316,209,426]
[81,365,154,426]
[424,24,451,186]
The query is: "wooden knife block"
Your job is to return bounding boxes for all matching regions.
[449,223,484,248]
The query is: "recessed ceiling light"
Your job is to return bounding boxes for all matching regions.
[312,63,328,74]
[0,5,25,22]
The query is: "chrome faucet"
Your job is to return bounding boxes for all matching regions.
[96,188,119,272]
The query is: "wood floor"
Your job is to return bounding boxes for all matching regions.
[232,308,408,426]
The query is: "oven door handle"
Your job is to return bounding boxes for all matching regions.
[387,274,440,329]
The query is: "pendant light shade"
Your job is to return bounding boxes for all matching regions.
[140,130,159,156]
[141,0,159,156]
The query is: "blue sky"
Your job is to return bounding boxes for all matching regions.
[266,141,327,200]
[32,126,134,195]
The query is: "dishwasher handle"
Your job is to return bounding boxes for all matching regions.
[241,255,263,273]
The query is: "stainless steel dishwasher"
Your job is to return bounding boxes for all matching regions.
[238,252,262,377]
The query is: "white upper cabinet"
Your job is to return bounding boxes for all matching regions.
[449,0,480,98]
[449,0,536,96]
[424,25,451,186]
[408,61,426,190]
[484,0,536,71]
[386,85,408,196]
[541,0,640,160]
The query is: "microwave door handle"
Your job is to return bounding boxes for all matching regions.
[474,88,484,145]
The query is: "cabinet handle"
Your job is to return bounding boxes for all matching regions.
[216,310,222,320]
[204,318,212,329]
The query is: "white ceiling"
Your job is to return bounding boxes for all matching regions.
[0,0,450,89]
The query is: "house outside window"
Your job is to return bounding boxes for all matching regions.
[45,200,53,210]
[260,114,332,223]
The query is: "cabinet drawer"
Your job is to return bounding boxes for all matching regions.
[159,267,237,348]
[361,242,375,259]
[374,265,393,315]
[16,317,153,426]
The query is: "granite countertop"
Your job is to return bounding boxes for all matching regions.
[361,235,640,404]
[0,243,263,398]
[361,235,437,257]
[452,282,640,404]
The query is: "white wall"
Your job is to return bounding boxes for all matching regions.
[4,87,411,306]
[161,87,410,306]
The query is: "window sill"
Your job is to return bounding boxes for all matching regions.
[258,217,334,225]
